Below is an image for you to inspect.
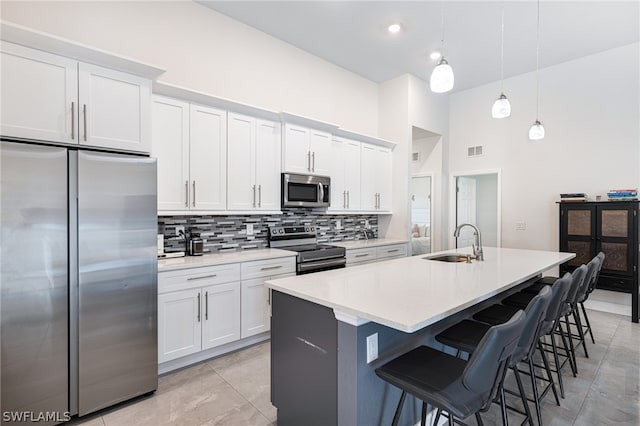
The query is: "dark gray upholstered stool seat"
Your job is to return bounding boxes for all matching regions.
[375,311,526,426]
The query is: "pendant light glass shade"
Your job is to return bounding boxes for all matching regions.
[430,57,454,93]
[528,120,545,140]
[491,93,511,118]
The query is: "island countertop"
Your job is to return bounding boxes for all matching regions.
[265,246,574,333]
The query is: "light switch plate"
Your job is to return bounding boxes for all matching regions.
[246,224,254,235]
[366,333,378,363]
[516,222,526,231]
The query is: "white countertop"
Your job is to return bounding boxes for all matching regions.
[265,247,574,333]
[329,238,409,249]
[158,248,297,272]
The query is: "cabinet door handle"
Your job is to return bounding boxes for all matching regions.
[268,289,271,306]
[307,151,311,171]
[197,293,201,322]
[185,180,189,207]
[355,253,370,258]
[252,184,256,208]
[83,104,87,141]
[258,184,262,207]
[192,181,196,207]
[347,190,350,209]
[343,190,347,209]
[261,265,283,271]
[312,152,315,172]
[71,102,75,140]
[205,291,208,321]
[187,274,217,281]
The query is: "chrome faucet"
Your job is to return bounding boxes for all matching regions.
[453,223,484,261]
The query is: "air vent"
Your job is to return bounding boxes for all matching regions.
[412,152,421,161]
[467,145,484,157]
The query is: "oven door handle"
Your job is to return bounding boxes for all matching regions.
[298,258,346,273]
[300,255,346,263]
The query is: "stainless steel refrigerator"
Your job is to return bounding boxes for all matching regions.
[1,141,158,423]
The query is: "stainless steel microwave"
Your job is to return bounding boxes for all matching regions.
[282,173,330,208]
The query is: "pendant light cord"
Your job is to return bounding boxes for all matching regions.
[500,6,505,93]
[535,0,541,119]
[440,1,445,55]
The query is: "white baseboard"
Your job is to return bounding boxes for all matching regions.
[584,289,631,317]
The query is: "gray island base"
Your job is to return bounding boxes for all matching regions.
[266,247,575,425]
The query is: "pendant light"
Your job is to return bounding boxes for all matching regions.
[430,2,454,93]
[529,0,545,140]
[492,7,511,118]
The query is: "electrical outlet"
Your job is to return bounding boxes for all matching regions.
[366,333,378,363]
[175,225,185,236]
[335,219,342,230]
[516,222,527,231]
[246,224,254,235]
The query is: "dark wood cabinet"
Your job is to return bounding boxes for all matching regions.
[559,201,639,322]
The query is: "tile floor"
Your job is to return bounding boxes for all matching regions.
[74,309,638,426]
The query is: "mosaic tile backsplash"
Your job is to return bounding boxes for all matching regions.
[158,209,379,254]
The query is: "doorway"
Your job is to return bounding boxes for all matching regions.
[450,171,501,249]
[410,174,433,255]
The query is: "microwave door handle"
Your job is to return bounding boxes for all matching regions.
[318,182,324,203]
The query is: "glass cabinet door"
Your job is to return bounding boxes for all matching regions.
[561,204,596,268]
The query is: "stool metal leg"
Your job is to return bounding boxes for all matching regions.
[563,315,578,374]
[580,302,595,344]
[528,358,543,426]
[538,341,560,406]
[557,320,577,377]
[549,332,565,398]
[433,408,442,426]
[421,402,427,426]
[475,412,484,426]
[513,367,534,426]
[391,390,406,426]
[499,385,509,426]
[573,309,589,358]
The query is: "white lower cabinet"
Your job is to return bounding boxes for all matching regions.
[158,256,295,365]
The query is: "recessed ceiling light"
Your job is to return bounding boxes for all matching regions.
[387,23,402,34]
[430,51,442,60]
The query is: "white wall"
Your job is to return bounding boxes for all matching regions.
[449,43,640,251]
[0,1,379,135]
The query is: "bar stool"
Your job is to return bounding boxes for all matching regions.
[577,252,605,344]
[471,275,573,399]
[375,311,526,426]
[435,286,553,426]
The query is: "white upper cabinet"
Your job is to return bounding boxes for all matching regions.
[78,63,151,153]
[329,137,361,212]
[282,123,330,176]
[1,41,77,144]
[152,97,190,211]
[152,96,227,212]
[254,119,282,211]
[227,113,281,211]
[361,143,392,212]
[0,41,151,153]
[189,104,227,211]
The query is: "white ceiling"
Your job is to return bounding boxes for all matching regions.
[198,1,639,92]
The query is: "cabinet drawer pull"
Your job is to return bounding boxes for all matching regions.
[71,102,75,140]
[355,253,370,258]
[197,293,201,322]
[261,265,283,271]
[387,249,400,253]
[205,291,208,320]
[83,104,87,141]
[187,274,217,281]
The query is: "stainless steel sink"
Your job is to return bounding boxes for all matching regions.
[423,254,473,263]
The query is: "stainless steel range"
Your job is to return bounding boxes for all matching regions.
[268,226,346,275]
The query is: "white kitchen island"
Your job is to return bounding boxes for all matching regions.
[266,247,574,426]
